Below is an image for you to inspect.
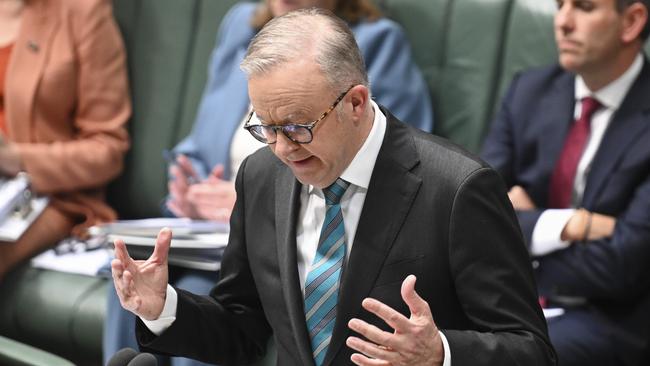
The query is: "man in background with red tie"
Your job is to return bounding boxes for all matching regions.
[481,0,650,365]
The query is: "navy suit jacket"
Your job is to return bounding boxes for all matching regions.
[482,60,650,364]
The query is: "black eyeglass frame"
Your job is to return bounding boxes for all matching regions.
[243,85,355,144]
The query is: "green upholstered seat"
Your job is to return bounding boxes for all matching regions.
[0,335,75,366]
[0,266,106,365]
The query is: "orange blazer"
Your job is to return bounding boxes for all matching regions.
[4,0,131,235]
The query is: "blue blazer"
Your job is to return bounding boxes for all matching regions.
[173,2,433,180]
[481,60,650,364]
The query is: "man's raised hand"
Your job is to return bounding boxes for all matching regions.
[111,228,172,321]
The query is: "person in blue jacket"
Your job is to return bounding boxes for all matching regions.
[104,1,433,365]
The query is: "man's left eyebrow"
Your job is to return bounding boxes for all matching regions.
[284,112,310,123]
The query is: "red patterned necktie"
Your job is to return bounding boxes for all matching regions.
[548,96,602,208]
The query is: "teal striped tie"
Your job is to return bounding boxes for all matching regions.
[304,178,350,365]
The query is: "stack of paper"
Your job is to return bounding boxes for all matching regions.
[91,218,229,271]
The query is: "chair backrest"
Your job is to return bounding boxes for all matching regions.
[109,0,239,218]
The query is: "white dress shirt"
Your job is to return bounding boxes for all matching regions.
[143,100,452,365]
[531,54,643,256]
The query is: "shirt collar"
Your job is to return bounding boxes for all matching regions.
[575,53,643,110]
[307,99,386,194]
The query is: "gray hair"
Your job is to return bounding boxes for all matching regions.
[240,8,369,92]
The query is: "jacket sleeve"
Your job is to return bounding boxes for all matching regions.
[443,167,557,366]
[536,173,650,301]
[137,156,272,365]
[481,73,544,245]
[16,0,130,193]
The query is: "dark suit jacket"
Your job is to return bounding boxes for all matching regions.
[137,110,556,366]
[482,61,650,365]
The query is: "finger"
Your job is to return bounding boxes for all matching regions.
[113,239,134,268]
[209,164,225,180]
[121,269,133,297]
[120,270,138,311]
[350,352,390,366]
[348,318,398,350]
[346,336,396,363]
[166,200,188,218]
[209,208,232,222]
[401,275,431,318]
[168,178,183,196]
[111,259,126,293]
[186,183,213,198]
[170,165,189,190]
[151,228,172,264]
[176,154,200,181]
[361,297,411,333]
[111,258,123,274]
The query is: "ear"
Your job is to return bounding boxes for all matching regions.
[347,85,370,122]
[621,2,648,43]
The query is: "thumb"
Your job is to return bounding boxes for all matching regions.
[151,227,172,264]
[209,164,225,180]
[401,275,430,318]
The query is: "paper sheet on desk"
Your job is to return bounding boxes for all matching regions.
[108,233,229,249]
[90,217,228,237]
[31,248,112,276]
[543,308,565,319]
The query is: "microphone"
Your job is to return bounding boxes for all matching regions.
[127,352,158,366]
[106,348,138,366]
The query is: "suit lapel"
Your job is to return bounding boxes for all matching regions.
[274,167,315,365]
[582,60,650,206]
[536,73,576,200]
[6,0,57,140]
[324,111,422,364]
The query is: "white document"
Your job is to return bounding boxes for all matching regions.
[90,217,228,238]
[31,248,112,276]
[0,196,48,242]
[0,173,30,221]
[543,307,565,319]
[108,232,228,249]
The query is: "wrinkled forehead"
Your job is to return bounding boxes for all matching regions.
[248,61,335,122]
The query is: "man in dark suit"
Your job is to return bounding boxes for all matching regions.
[111,8,556,366]
[481,0,650,365]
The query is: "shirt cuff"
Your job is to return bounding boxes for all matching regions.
[140,284,178,336]
[531,209,575,256]
[440,330,452,366]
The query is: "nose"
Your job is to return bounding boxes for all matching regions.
[555,3,574,34]
[273,130,300,157]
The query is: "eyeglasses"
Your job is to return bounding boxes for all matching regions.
[244,86,354,144]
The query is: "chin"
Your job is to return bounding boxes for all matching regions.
[558,56,582,73]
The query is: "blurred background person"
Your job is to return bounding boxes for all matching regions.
[104,0,432,365]
[0,0,130,282]
[481,0,650,364]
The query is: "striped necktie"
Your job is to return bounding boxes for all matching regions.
[304,178,350,365]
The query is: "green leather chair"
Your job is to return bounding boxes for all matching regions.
[0,335,75,366]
